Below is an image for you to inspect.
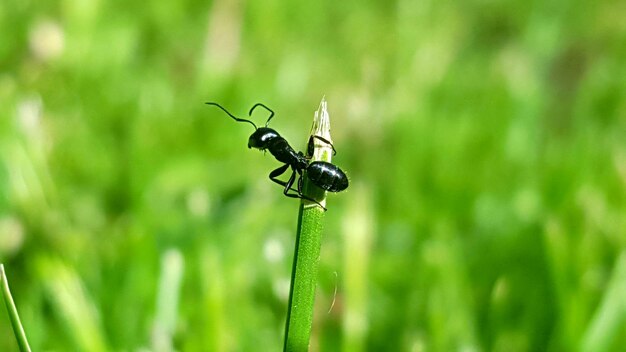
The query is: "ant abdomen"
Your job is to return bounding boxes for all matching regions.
[307,161,349,192]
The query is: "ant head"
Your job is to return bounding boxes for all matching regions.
[248,127,279,150]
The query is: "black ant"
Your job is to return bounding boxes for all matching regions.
[205,102,349,210]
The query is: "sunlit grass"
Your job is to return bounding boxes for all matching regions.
[1,0,625,350]
[1,264,31,352]
[283,99,334,351]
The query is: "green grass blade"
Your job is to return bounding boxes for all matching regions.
[581,252,626,352]
[283,98,335,352]
[284,205,325,351]
[1,264,32,352]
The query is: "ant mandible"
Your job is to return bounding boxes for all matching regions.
[205,102,349,210]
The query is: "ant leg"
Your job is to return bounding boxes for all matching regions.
[283,169,298,196]
[249,103,275,127]
[279,169,306,198]
[269,165,327,210]
[280,170,327,211]
[297,172,303,192]
[269,164,298,192]
[296,170,327,211]
[308,135,337,156]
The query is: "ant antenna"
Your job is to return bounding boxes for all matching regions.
[205,102,257,131]
[248,103,275,127]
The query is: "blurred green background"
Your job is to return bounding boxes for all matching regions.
[1,0,625,350]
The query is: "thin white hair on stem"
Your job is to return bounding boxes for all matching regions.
[328,271,339,314]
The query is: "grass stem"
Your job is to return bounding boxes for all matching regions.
[283,98,334,351]
[1,264,32,352]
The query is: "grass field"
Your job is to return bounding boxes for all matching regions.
[1,0,625,350]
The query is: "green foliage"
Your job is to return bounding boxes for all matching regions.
[284,204,325,352]
[1,0,625,350]
[1,265,31,351]
[283,102,333,351]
